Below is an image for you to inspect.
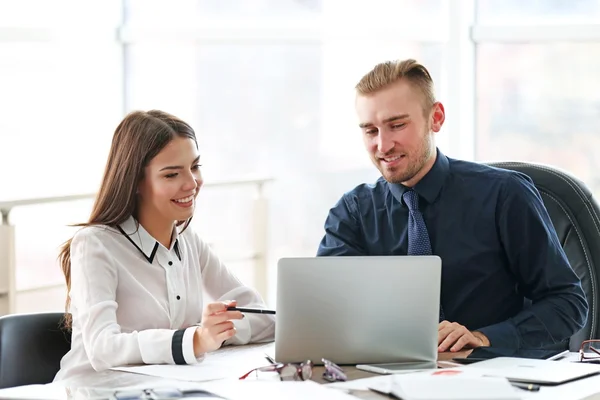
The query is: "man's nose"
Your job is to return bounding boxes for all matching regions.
[377,132,394,154]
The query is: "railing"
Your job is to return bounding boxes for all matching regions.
[0,178,272,316]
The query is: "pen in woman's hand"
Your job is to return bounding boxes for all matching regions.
[226,307,276,315]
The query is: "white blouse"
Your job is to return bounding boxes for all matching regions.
[54,216,275,381]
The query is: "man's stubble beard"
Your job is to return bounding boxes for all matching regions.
[379,129,435,185]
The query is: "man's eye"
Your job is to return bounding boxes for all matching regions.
[365,129,377,135]
[392,124,405,129]
[192,164,202,170]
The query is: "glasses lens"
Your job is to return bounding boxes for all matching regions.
[582,341,600,358]
[300,363,313,380]
[322,359,347,382]
[280,365,298,381]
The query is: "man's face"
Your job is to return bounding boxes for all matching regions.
[356,79,444,185]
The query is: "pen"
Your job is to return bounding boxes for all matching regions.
[510,382,540,392]
[227,307,276,315]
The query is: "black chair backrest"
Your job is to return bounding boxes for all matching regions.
[487,162,600,351]
[0,312,71,388]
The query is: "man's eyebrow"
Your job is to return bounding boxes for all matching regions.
[382,114,409,123]
[358,114,410,128]
[159,156,201,171]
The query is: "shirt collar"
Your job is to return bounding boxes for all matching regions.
[388,148,450,206]
[117,216,181,264]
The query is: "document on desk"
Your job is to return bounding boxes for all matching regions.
[111,342,275,382]
[0,384,71,400]
[369,370,522,400]
[0,381,358,400]
[200,380,360,400]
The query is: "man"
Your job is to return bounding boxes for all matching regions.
[317,58,588,352]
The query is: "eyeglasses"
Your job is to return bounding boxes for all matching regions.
[239,360,314,381]
[112,388,224,400]
[579,340,600,362]
[238,358,347,382]
[321,358,347,382]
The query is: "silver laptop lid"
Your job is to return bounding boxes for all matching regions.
[275,256,441,365]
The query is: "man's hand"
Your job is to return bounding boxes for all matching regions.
[438,321,490,352]
[193,301,244,357]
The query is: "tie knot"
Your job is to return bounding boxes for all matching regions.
[402,190,421,211]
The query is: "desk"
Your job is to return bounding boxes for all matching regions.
[311,350,473,399]
[2,348,600,400]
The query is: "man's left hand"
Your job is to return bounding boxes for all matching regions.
[438,321,490,352]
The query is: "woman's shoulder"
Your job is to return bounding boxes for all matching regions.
[179,224,202,245]
[179,224,214,256]
[71,224,121,244]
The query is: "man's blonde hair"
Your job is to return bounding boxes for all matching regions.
[355,59,436,112]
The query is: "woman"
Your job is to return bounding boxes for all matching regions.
[54,110,275,381]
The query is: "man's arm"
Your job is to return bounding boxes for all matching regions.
[317,194,367,256]
[477,172,588,348]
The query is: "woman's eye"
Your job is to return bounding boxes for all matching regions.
[192,164,202,170]
[165,173,178,179]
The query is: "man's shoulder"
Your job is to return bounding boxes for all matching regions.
[448,157,531,187]
[341,176,389,202]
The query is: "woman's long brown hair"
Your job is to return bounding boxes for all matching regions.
[58,110,197,328]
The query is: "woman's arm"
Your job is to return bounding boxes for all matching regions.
[197,234,275,344]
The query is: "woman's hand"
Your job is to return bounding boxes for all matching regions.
[193,301,244,356]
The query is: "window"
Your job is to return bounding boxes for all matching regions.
[8,0,598,313]
[477,0,600,23]
[0,1,122,311]
[476,42,600,193]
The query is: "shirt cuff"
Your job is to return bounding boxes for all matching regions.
[477,320,520,349]
[182,326,200,364]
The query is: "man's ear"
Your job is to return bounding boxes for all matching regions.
[430,102,445,133]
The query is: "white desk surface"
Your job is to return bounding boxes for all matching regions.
[1,348,600,400]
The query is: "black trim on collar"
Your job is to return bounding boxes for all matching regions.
[117,225,159,264]
[174,239,181,261]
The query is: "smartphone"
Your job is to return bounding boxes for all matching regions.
[356,361,437,374]
[452,347,569,365]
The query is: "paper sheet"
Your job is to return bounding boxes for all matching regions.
[325,374,395,391]
[200,380,361,400]
[111,342,275,382]
[0,381,358,400]
[0,384,70,400]
[386,370,521,400]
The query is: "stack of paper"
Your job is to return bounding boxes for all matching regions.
[369,370,522,400]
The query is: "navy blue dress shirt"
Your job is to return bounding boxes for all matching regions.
[317,148,588,349]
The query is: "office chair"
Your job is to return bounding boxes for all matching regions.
[0,312,71,388]
[487,162,600,351]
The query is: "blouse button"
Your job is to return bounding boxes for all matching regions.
[168,261,173,266]
[176,295,181,300]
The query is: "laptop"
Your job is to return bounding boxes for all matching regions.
[274,256,442,366]
[465,357,600,385]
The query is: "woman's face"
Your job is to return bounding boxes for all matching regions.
[137,137,203,225]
